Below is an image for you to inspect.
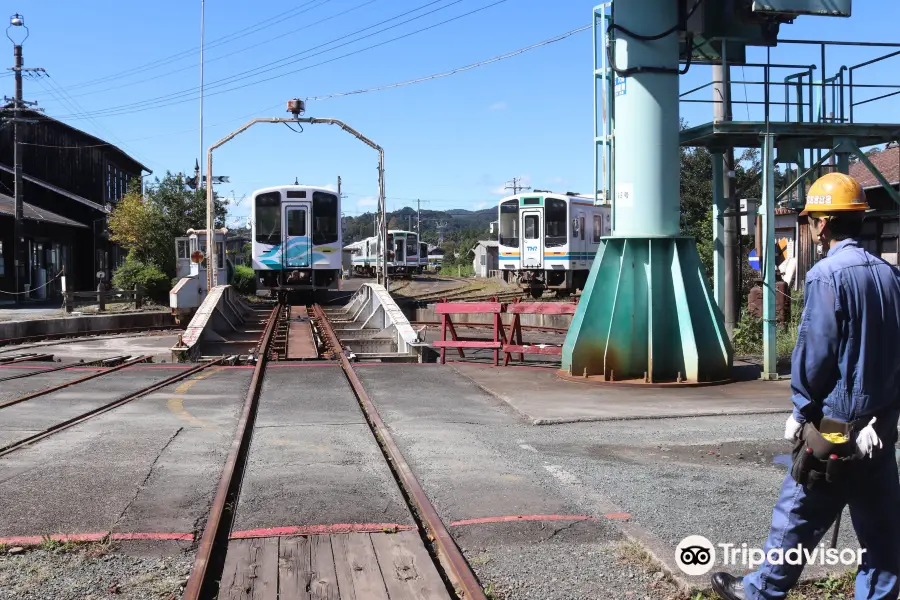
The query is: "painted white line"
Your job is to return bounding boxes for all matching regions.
[544,464,582,486]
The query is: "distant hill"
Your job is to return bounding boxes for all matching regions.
[342,205,496,248]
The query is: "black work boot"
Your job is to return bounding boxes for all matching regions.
[711,572,748,600]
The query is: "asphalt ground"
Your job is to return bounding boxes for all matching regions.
[0,365,251,541]
[354,363,864,598]
[231,363,414,533]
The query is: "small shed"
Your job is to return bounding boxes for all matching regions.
[471,240,499,278]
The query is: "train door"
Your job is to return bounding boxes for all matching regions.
[394,235,406,265]
[521,209,543,269]
[574,209,587,268]
[283,203,311,268]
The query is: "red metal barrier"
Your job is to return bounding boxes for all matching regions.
[503,301,577,366]
[433,302,504,366]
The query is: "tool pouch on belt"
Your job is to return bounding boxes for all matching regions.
[790,417,857,489]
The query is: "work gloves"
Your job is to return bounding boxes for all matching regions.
[856,417,882,458]
[784,415,803,441]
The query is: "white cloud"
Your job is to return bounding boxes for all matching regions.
[475,202,487,210]
[488,101,507,111]
[357,196,378,208]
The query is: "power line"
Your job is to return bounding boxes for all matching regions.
[29,71,159,169]
[52,0,512,121]
[30,19,583,155]
[42,0,457,111]
[45,0,332,93]
[304,24,590,101]
[33,0,376,102]
[51,0,472,119]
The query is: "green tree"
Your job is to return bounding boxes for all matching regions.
[108,172,227,279]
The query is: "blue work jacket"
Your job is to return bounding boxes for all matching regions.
[791,238,900,425]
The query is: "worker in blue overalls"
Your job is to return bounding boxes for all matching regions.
[711,172,900,600]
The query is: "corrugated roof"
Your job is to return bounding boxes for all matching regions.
[0,194,89,228]
[849,145,900,189]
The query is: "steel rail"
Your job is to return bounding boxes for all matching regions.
[182,304,280,600]
[0,353,54,364]
[312,303,488,600]
[0,355,130,384]
[0,358,225,458]
[0,355,152,410]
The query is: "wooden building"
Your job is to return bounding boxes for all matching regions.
[0,108,150,300]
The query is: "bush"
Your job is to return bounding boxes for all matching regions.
[231,265,256,295]
[112,256,170,304]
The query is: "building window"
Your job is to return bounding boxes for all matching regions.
[480,253,486,266]
[177,240,189,259]
[216,242,225,270]
[593,215,602,243]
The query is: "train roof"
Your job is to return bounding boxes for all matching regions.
[252,184,338,196]
[498,191,607,204]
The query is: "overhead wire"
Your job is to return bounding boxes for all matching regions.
[29,71,160,168]
[40,0,454,107]
[26,21,585,152]
[303,24,590,101]
[36,0,378,101]
[44,0,332,93]
[52,0,511,121]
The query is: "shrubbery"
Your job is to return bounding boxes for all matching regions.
[112,257,170,304]
[231,265,256,295]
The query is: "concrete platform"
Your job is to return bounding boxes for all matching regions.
[450,362,792,424]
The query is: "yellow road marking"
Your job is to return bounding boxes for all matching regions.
[166,367,223,430]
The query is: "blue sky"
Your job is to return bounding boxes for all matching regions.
[6,1,900,227]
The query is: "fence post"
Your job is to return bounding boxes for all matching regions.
[97,284,106,312]
[62,275,72,313]
[134,284,143,309]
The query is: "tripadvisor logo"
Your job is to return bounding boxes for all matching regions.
[675,536,866,576]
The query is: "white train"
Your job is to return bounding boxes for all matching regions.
[498,191,611,296]
[251,184,342,293]
[345,230,422,278]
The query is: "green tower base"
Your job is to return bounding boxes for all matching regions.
[560,237,733,385]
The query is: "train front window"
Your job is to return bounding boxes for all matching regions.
[312,192,338,245]
[545,198,567,247]
[499,200,519,247]
[255,192,281,244]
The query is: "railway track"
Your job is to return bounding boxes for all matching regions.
[0,358,226,458]
[182,301,487,600]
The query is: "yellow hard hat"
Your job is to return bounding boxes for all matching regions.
[800,172,868,216]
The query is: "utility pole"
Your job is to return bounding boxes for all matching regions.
[713,62,738,338]
[504,177,531,195]
[5,14,42,305]
[416,198,421,239]
[198,0,205,191]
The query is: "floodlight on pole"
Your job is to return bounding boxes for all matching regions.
[6,13,27,44]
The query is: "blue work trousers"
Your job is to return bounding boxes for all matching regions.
[744,451,900,600]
